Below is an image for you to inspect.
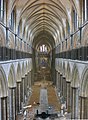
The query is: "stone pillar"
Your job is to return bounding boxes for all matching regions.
[80,96,88,119]
[0,97,8,120]
[56,71,58,89]
[59,74,62,92]
[9,87,16,120]
[58,72,60,91]
[24,74,28,99]
[27,72,30,88]
[29,71,32,87]
[60,74,63,96]
[63,76,66,101]
[71,87,79,119]
[66,81,71,113]
[16,81,21,113]
[21,77,25,104]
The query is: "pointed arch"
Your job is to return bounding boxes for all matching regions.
[66,62,71,82]
[62,61,65,76]
[0,26,6,46]
[28,60,30,72]
[71,63,79,88]
[59,60,63,73]
[8,64,16,88]
[0,65,8,97]
[22,62,25,77]
[8,33,15,49]
[16,63,21,82]
[80,67,88,97]
[26,61,28,73]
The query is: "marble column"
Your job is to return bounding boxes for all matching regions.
[66,81,71,113]
[80,96,88,119]
[63,76,66,101]
[16,81,21,113]
[0,97,8,120]
[9,87,16,120]
[71,87,79,119]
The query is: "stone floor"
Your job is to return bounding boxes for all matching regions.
[16,67,71,120]
[16,81,71,119]
[16,80,61,120]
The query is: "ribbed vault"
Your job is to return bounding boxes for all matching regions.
[13,0,80,48]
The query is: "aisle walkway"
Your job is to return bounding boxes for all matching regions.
[40,88,48,112]
[16,80,61,119]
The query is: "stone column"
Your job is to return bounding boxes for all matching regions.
[27,72,30,97]
[60,74,63,96]
[27,72,30,88]
[56,71,58,89]
[71,87,79,119]
[66,81,71,113]
[21,77,25,104]
[24,74,28,99]
[0,97,8,120]
[29,71,32,87]
[16,81,21,113]
[80,96,88,119]
[63,76,66,101]
[58,72,60,91]
[9,87,16,120]
[59,74,62,92]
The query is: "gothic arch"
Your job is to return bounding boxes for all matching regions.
[8,64,16,88]
[62,61,65,76]
[26,61,28,73]
[16,63,21,82]
[82,24,88,46]
[80,67,88,97]
[22,62,25,77]
[0,26,6,46]
[0,65,8,97]
[28,60,30,72]
[71,63,80,88]
[8,33,15,49]
[59,60,63,73]
[66,62,71,82]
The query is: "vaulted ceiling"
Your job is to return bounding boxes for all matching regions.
[12,0,80,49]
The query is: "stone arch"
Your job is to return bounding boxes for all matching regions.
[0,26,6,46]
[80,67,88,97]
[22,62,25,77]
[28,61,30,72]
[59,60,63,73]
[26,61,28,73]
[24,61,27,75]
[8,33,15,49]
[82,24,88,46]
[16,63,21,82]
[74,32,80,48]
[71,63,80,88]
[62,61,65,76]
[0,65,8,97]
[8,64,16,88]
[57,60,60,72]
[66,62,71,82]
